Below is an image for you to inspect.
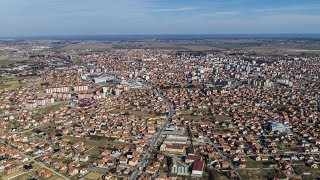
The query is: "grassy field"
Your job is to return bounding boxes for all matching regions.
[238,168,285,180]
[179,108,212,122]
[10,173,31,180]
[84,172,104,179]
[46,175,65,180]
[107,39,320,55]
[246,45,320,55]
[209,170,231,180]
[84,147,103,156]
[178,108,209,115]
[0,56,32,67]
[30,103,64,120]
[209,43,259,49]
[178,45,219,51]
[112,41,187,50]
[61,43,112,51]
[38,39,320,56]
[178,108,232,123]
[0,55,9,61]
[0,76,24,90]
[0,170,26,180]
[245,158,269,168]
[0,80,21,90]
[37,102,64,114]
[181,114,212,122]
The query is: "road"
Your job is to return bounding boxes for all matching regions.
[0,140,69,180]
[210,139,242,180]
[130,90,173,180]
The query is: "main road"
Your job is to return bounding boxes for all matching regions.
[130,89,173,180]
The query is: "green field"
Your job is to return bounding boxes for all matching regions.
[10,173,31,180]
[179,108,231,123]
[245,158,270,168]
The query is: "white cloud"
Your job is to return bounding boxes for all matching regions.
[202,11,240,17]
[253,4,320,13]
[151,7,198,12]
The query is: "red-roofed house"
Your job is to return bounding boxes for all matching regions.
[192,159,204,176]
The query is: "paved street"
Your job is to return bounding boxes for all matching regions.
[130,90,173,180]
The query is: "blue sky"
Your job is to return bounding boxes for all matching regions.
[0,0,320,36]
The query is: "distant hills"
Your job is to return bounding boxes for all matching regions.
[1,34,320,41]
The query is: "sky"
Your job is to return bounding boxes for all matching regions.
[0,0,320,36]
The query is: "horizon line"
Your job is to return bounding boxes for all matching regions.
[1,33,320,40]
[2,33,320,36]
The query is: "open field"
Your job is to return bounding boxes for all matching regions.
[245,158,271,168]
[247,46,320,55]
[60,42,112,51]
[0,80,21,90]
[112,41,187,50]
[181,114,212,122]
[10,173,31,180]
[84,172,104,180]
[0,76,23,90]
[209,169,231,180]
[0,56,33,67]
[179,108,212,122]
[109,39,320,55]
[37,102,64,114]
[238,168,285,180]
[177,45,219,51]
[0,170,26,180]
[178,108,232,124]
[27,103,65,121]
[46,175,65,180]
[0,55,9,61]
